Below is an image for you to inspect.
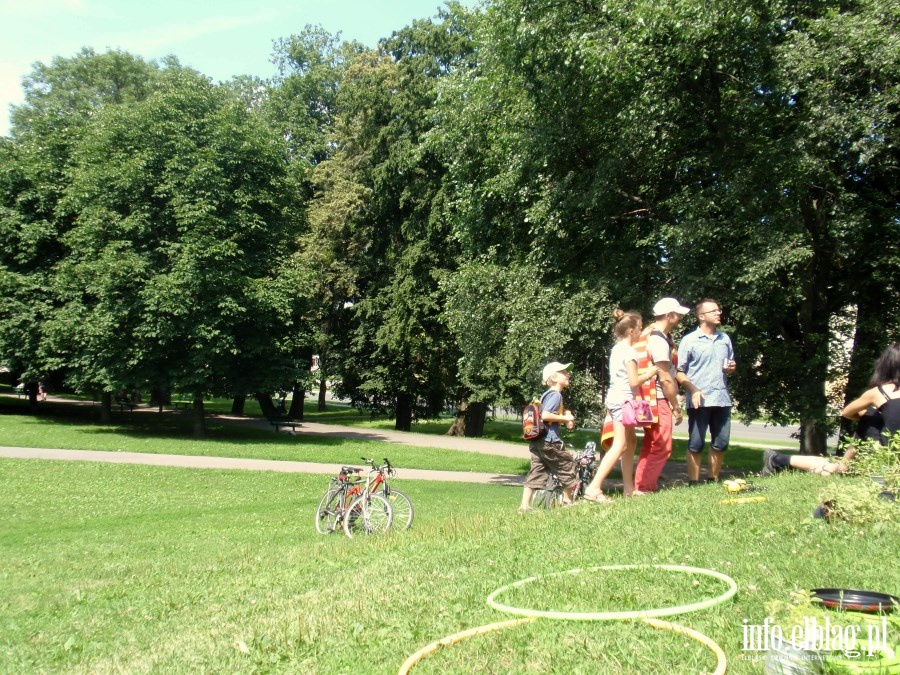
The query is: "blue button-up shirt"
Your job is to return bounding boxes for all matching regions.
[677,328,734,409]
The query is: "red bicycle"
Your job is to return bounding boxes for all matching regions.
[358,457,414,530]
[314,465,393,538]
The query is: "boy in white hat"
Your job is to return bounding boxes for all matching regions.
[519,362,578,512]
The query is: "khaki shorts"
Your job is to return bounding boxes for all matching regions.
[524,439,577,489]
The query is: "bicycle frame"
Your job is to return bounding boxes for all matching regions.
[315,466,364,534]
[357,457,415,530]
[532,442,597,508]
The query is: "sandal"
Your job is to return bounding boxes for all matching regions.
[582,492,613,504]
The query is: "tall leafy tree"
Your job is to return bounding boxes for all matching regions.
[441,0,899,451]
[46,68,302,436]
[267,27,368,411]
[318,7,477,431]
[0,49,160,412]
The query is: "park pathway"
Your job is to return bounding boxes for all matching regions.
[0,395,748,487]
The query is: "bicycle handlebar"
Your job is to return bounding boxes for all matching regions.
[359,456,395,475]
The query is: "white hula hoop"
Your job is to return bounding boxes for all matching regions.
[486,564,738,621]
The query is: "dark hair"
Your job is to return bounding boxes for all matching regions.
[695,298,719,316]
[612,309,642,339]
[870,342,900,388]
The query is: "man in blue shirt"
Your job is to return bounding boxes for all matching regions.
[677,299,736,484]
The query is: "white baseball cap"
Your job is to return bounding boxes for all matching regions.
[542,361,573,385]
[653,297,690,316]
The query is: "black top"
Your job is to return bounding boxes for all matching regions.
[857,385,900,446]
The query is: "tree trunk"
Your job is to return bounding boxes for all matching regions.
[100,391,112,423]
[318,377,327,412]
[796,197,834,457]
[446,400,469,436]
[26,381,38,414]
[289,383,305,420]
[395,393,413,432]
[254,392,277,418]
[799,418,828,456]
[464,402,487,438]
[150,386,170,413]
[192,399,206,439]
[842,296,884,439]
[231,395,246,416]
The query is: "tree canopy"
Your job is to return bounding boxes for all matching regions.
[1,0,897,450]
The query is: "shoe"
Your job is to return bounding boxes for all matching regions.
[762,450,778,477]
[704,477,718,483]
[687,480,702,487]
[517,507,532,515]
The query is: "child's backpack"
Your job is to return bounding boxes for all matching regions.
[522,399,544,440]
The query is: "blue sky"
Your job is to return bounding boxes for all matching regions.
[0,0,477,136]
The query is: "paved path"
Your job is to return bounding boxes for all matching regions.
[0,446,525,485]
[0,424,745,489]
[0,396,749,487]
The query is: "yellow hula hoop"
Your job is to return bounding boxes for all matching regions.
[642,618,728,675]
[486,564,738,621]
[397,618,534,675]
[720,496,767,505]
[397,616,728,674]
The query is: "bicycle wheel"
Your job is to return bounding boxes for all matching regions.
[576,465,595,500]
[531,474,564,509]
[315,487,343,535]
[543,487,565,509]
[382,488,414,529]
[343,493,393,538]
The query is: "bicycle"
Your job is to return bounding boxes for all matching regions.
[342,462,394,538]
[314,466,393,538]
[314,466,363,535]
[531,441,597,509]
[359,457,414,530]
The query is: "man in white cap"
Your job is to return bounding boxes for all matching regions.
[519,361,577,512]
[633,297,690,492]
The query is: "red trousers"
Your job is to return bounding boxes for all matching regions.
[635,400,672,492]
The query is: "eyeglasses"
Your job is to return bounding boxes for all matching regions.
[701,308,722,315]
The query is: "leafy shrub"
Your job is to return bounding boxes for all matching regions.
[818,432,900,526]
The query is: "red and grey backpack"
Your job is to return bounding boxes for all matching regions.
[522,399,544,440]
[523,389,559,440]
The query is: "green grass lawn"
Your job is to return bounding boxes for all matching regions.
[1,459,897,673]
[0,409,528,476]
[0,395,774,474]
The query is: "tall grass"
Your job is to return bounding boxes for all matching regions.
[1,459,897,673]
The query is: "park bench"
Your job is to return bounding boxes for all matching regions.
[172,400,191,411]
[267,416,302,433]
[116,398,135,412]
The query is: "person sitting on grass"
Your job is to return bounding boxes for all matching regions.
[583,309,659,502]
[519,362,578,513]
[762,342,900,476]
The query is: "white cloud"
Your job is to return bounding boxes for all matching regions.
[124,11,281,53]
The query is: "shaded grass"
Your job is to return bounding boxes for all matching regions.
[0,394,792,475]
[1,459,897,673]
[0,409,528,475]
